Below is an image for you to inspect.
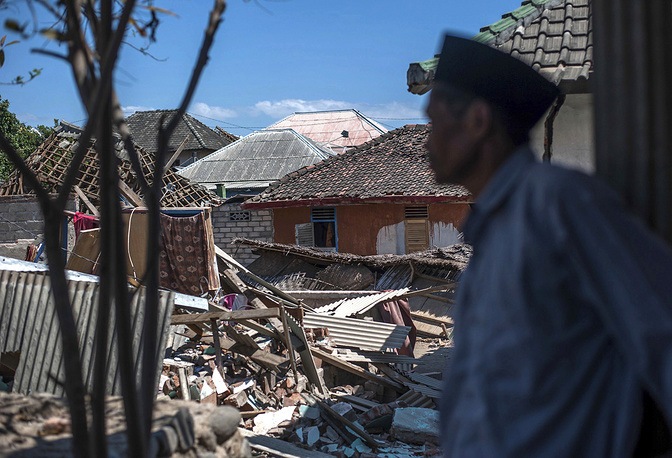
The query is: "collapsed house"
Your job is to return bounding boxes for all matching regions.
[0,121,466,456]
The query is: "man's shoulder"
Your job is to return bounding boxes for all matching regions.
[519,161,608,205]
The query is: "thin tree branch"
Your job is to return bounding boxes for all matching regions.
[140,0,227,439]
[30,48,69,61]
[0,132,91,458]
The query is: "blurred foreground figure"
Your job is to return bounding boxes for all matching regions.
[429,35,672,457]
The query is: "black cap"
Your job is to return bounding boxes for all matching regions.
[434,34,560,131]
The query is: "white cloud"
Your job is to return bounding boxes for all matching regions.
[191,102,237,119]
[355,101,427,121]
[253,99,351,118]
[250,98,428,124]
[121,105,156,116]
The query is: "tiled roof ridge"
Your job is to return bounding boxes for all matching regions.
[473,0,567,45]
[180,112,208,150]
[258,124,430,196]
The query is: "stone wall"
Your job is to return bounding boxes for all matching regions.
[0,196,46,243]
[212,203,273,266]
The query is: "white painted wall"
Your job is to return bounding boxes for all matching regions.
[376,221,462,255]
[529,93,595,174]
[429,222,462,248]
[376,222,405,255]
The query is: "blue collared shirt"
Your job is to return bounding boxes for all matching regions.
[440,146,672,457]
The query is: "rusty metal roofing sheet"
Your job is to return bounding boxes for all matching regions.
[0,258,175,396]
[266,110,387,151]
[312,288,410,317]
[302,313,410,351]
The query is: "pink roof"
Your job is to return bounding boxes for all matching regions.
[266,109,387,152]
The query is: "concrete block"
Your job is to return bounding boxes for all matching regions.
[390,407,439,445]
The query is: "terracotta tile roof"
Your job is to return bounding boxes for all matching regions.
[245,124,470,207]
[407,0,592,94]
[126,109,233,153]
[265,109,387,152]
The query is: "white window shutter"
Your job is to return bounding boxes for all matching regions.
[295,223,315,247]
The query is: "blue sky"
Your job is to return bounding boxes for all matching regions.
[1,0,523,135]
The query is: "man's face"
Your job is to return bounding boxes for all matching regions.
[425,89,478,185]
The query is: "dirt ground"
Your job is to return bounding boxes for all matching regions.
[413,337,454,376]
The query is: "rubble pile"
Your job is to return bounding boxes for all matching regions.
[158,247,452,457]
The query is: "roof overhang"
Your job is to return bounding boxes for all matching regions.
[242,194,472,210]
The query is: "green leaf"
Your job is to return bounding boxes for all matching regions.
[0,35,6,47]
[0,50,4,68]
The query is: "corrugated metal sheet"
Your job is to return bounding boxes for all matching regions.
[403,382,441,400]
[0,260,175,396]
[303,313,410,351]
[313,288,410,317]
[266,110,387,150]
[178,129,334,185]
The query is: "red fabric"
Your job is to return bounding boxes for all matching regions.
[73,212,99,240]
[376,299,416,357]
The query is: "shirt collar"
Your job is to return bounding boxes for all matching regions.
[462,145,536,244]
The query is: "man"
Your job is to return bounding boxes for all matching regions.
[428,34,672,456]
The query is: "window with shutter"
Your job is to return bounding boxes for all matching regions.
[295,223,315,247]
[405,206,429,253]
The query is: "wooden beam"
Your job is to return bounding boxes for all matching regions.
[308,394,382,451]
[170,308,280,325]
[216,245,301,306]
[185,323,204,336]
[163,134,191,174]
[281,307,299,386]
[237,319,277,338]
[211,319,223,376]
[220,268,285,332]
[413,271,457,286]
[239,428,334,458]
[410,311,454,326]
[118,180,144,207]
[310,347,404,392]
[220,338,290,372]
[283,312,327,395]
[73,185,99,216]
[421,293,455,304]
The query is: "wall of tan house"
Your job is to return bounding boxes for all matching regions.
[530,93,595,173]
[272,202,470,256]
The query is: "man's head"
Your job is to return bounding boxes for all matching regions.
[426,34,559,192]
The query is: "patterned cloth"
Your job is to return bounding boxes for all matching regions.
[159,212,218,296]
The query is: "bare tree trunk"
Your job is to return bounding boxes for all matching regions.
[0,1,227,456]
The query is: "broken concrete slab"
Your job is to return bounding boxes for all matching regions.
[252,406,296,435]
[390,407,439,445]
[298,405,320,420]
[305,425,320,446]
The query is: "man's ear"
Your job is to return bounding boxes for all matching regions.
[463,100,493,140]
